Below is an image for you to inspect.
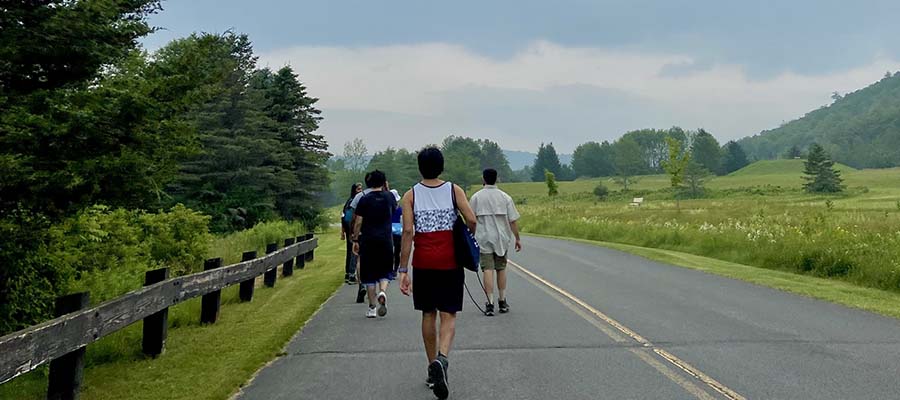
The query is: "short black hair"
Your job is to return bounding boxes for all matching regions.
[417,147,444,179]
[366,170,387,188]
[483,168,498,185]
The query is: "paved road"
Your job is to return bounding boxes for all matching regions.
[235,236,900,400]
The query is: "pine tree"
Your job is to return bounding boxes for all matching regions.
[803,144,844,193]
[690,129,722,174]
[720,141,749,174]
[532,143,563,182]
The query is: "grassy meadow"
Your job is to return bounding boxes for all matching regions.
[497,160,900,296]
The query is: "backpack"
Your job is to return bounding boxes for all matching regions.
[449,183,480,272]
[342,203,354,225]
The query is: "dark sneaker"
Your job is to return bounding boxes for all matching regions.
[498,299,509,314]
[355,285,366,303]
[484,302,495,316]
[428,355,449,399]
[377,291,387,317]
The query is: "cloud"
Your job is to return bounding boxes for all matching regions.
[259,41,900,154]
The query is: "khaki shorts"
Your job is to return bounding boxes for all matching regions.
[480,252,507,271]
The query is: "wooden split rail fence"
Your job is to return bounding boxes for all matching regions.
[0,233,319,399]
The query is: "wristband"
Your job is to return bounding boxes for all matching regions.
[398,268,409,273]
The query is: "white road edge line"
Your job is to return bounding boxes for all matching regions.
[509,259,746,400]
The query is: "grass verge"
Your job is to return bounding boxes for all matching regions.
[0,228,344,400]
[528,232,900,320]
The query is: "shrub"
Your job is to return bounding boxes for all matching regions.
[593,184,609,200]
[50,205,212,304]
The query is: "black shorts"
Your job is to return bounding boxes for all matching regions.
[413,267,465,313]
[359,238,393,284]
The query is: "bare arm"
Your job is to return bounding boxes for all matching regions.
[351,215,363,254]
[454,184,477,233]
[399,191,415,295]
[510,220,522,251]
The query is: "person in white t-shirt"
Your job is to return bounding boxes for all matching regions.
[468,168,521,316]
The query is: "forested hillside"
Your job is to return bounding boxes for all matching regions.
[740,72,900,168]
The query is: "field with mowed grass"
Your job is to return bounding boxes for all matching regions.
[495,160,900,309]
[0,226,345,400]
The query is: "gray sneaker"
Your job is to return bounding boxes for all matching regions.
[428,355,449,399]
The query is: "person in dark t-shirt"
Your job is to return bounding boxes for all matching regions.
[352,170,398,318]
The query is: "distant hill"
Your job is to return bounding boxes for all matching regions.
[739,72,900,168]
[729,159,856,177]
[503,150,573,170]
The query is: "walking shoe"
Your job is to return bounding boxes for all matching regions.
[498,299,510,314]
[484,302,495,316]
[377,291,388,317]
[355,285,366,303]
[366,305,377,318]
[428,354,449,399]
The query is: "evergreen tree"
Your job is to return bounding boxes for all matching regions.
[161,33,305,232]
[572,141,615,178]
[720,141,749,174]
[477,139,514,182]
[531,143,562,182]
[803,144,844,193]
[690,129,722,175]
[253,66,330,224]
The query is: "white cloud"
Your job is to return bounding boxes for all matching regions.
[259,41,900,154]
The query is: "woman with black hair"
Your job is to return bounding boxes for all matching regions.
[341,182,363,284]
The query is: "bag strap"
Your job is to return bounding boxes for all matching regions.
[449,182,459,212]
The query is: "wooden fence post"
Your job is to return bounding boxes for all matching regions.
[47,292,89,400]
[239,251,257,301]
[305,233,315,262]
[200,258,223,324]
[282,238,295,277]
[263,243,278,288]
[296,236,306,269]
[142,268,169,357]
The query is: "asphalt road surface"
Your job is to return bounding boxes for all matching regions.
[235,235,900,400]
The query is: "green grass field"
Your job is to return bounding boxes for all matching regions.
[495,160,900,308]
[0,228,345,400]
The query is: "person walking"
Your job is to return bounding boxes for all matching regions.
[341,183,363,284]
[350,173,374,303]
[398,147,476,400]
[389,188,403,280]
[469,168,521,316]
[351,170,397,318]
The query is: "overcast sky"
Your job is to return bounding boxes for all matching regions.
[145,0,900,154]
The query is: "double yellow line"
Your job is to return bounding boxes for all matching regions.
[508,260,746,400]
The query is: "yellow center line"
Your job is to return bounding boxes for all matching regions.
[509,259,746,400]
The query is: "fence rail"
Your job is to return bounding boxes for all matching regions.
[0,234,318,391]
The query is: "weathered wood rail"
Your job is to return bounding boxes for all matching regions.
[0,233,318,397]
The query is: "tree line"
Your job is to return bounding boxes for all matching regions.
[534,127,750,184]
[1,1,328,333]
[327,136,516,203]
